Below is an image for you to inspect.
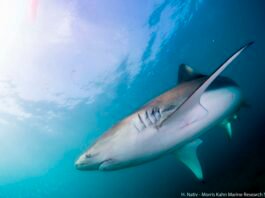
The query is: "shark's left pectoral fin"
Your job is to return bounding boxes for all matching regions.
[174,139,203,181]
[177,42,253,113]
[160,42,253,127]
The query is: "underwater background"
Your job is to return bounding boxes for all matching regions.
[0,0,265,197]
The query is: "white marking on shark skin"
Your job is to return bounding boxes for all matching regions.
[75,42,253,180]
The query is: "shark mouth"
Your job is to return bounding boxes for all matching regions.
[98,159,114,171]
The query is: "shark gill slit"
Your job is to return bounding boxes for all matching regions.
[147,109,156,124]
[154,107,161,121]
[150,108,157,122]
[145,110,152,126]
[137,113,146,128]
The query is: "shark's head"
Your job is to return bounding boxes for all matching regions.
[75,138,113,170]
[75,149,103,170]
[75,121,135,171]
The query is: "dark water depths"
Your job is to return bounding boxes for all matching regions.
[0,0,265,197]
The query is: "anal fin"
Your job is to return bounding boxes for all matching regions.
[174,139,203,181]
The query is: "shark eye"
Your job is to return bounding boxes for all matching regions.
[85,153,92,158]
[85,152,99,158]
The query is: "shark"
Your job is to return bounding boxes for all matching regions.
[75,42,253,181]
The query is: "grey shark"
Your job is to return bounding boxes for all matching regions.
[75,42,253,180]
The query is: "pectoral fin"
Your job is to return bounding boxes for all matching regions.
[178,42,253,113]
[174,139,203,181]
[161,42,253,127]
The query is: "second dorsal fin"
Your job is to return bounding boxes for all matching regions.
[178,64,205,83]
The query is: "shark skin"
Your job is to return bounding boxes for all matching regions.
[75,42,253,180]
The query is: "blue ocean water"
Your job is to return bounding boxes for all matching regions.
[0,0,265,197]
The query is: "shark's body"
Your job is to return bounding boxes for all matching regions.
[75,42,253,180]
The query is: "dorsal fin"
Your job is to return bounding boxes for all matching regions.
[178,64,204,83]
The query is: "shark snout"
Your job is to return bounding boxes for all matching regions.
[75,155,88,170]
[75,155,97,170]
[75,151,103,171]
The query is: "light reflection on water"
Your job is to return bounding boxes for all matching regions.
[0,0,201,184]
